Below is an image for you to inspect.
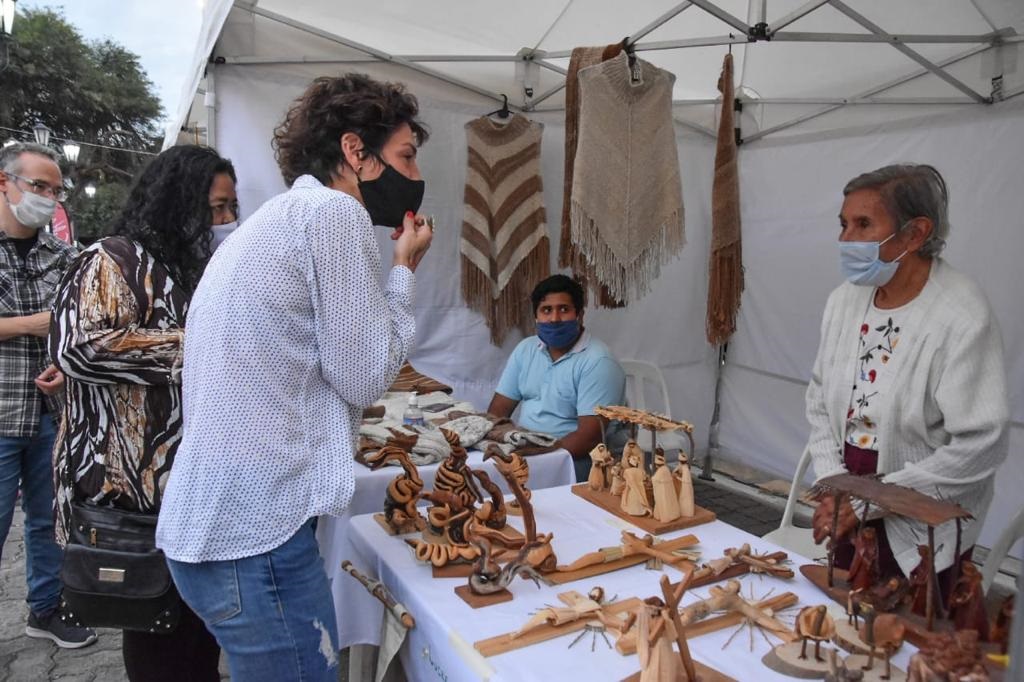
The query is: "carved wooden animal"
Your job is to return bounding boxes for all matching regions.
[484,444,531,505]
[467,536,543,595]
[948,561,989,641]
[857,604,905,680]
[484,444,556,572]
[847,526,879,593]
[651,448,681,522]
[363,445,426,533]
[796,605,836,662]
[587,443,613,491]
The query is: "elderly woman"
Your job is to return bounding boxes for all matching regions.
[806,164,1009,592]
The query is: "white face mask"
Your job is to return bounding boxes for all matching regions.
[5,190,57,230]
[211,221,238,251]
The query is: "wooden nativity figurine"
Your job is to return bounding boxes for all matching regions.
[609,461,626,497]
[847,526,879,593]
[675,451,695,518]
[948,560,989,640]
[796,605,836,662]
[651,447,682,523]
[587,443,613,491]
[620,446,652,517]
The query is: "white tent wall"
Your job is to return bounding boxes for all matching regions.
[176,1,1024,558]
[719,100,1024,555]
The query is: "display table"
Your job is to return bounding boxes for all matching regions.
[345,485,919,681]
[317,448,574,650]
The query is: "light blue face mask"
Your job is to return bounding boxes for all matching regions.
[838,231,909,287]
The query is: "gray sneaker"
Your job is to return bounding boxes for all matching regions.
[25,610,98,649]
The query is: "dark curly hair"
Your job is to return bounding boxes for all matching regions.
[531,275,585,314]
[273,73,429,186]
[112,145,236,296]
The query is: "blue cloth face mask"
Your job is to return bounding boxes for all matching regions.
[838,232,909,287]
[536,319,580,350]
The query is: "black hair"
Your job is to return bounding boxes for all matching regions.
[530,274,585,314]
[112,145,236,296]
[273,73,429,186]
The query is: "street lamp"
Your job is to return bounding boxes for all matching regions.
[33,122,51,147]
[62,142,80,164]
[84,184,96,198]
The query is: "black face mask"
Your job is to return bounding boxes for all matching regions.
[358,163,425,227]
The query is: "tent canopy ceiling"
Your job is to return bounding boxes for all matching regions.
[167,0,1024,146]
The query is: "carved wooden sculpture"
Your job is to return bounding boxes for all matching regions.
[364,445,427,534]
[484,444,531,511]
[434,431,480,508]
[484,444,556,572]
[620,448,652,517]
[797,605,836,662]
[587,443,613,491]
[470,469,507,530]
[948,561,989,640]
[651,448,682,523]
[637,599,681,682]
[510,590,604,639]
[466,536,543,596]
[857,604,905,680]
[621,439,646,472]
[848,526,880,593]
[609,462,626,496]
[675,452,695,518]
[907,545,931,617]
[906,630,987,682]
[723,543,795,579]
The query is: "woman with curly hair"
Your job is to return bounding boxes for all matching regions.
[156,73,433,680]
[50,144,236,681]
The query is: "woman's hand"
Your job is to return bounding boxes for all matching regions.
[34,364,65,396]
[812,493,858,545]
[392,211,433,272]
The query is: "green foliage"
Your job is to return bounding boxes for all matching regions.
[0,7,162,241]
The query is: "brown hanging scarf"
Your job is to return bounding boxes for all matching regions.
[706,52,744,346]
[559,43,625,308]
[461,115,549,346]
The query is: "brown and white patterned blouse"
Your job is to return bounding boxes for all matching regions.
[49,236,186,545]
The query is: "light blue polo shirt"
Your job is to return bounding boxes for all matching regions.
[495,331,626,437]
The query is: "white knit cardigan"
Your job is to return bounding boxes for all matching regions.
[805,258,1010,577]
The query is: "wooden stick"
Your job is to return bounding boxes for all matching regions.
[926,525,937,631]
[341,560,415,629]
[828,491,841,587]
[660,571,697,682]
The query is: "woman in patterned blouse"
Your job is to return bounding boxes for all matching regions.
[49,145,237,682]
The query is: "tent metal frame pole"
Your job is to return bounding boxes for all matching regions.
[543,1,695,58]
[702,343,728,481]
[633,35,749,51]
[244,5,507,106]
[828,0,988,103]
[205,65,217,150]
[743,42,993,142]
[689,0,750,34]
[772,30,1010,44]
[769,0,829,34]
[672,96,978,105]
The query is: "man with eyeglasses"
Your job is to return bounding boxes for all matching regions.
[0,142,97,648]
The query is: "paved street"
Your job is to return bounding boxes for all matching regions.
[0,477,793,681]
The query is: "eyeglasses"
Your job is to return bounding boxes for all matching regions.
[5,173,68,202]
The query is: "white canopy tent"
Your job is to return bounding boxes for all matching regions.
[165,0,1024,556]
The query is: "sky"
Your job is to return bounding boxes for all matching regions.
[22,0,207,125]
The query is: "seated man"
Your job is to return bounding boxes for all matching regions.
[488,275,625,482]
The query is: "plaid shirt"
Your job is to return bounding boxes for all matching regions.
[0,230,77,437]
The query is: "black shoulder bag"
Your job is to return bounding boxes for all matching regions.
[60,501,181,633]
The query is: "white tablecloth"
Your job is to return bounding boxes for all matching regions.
[346,485,919,681]
[317,448,574,649]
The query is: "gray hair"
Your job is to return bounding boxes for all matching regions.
[0,142,62,175]
[843,164,949,258]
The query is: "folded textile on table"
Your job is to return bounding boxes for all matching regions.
[387,362,453,395]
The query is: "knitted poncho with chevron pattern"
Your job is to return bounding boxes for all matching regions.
[461,115,549,345]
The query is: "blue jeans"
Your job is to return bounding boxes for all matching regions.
[167,520,339,682]
[0,415,62,616]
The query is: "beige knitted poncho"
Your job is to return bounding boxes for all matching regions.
[570,51,685,304]
[461,115,549,345]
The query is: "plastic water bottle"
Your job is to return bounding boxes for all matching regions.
[402,394,424,427]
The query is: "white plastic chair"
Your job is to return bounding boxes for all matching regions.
[619,360,690,455]
[761,448,822,560]
[981,505,1024,592]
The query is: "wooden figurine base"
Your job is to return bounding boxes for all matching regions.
[622,660,735,682]
[762,641,840,679]
[572,484,716,535]
[833,618,904,657]
[545,534,699,586]
[474,598,643,657]
[454,584,513,609]
[842,654,907,682]
[432,562,475,579]
[799,564,853,608]
[374,513,421,536]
